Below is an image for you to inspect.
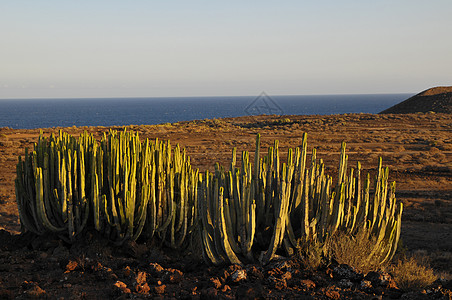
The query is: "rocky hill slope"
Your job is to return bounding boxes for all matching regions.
[380,86,452,114]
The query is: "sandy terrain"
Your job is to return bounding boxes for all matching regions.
[0,113,451,298]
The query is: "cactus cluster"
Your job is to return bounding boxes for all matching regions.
[197,133,402,266]
[15,131,92,242]
[15,130,197,247]
[15,130,402,266]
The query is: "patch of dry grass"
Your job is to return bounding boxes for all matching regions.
[326,229,386,274]
[297,231,444,292]
[296,229,392,275]
[390,255,437,291]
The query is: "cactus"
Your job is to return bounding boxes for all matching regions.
[198,134,403,266]
[15,131,92,242]
[16,130,403,267]
[15,129,198,247]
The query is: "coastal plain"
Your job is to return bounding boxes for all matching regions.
[0,113,451,298]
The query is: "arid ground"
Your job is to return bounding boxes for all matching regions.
[0,113,451,299]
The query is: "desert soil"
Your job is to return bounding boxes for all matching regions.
[0,113,451,299]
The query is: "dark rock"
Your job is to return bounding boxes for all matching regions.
[266,259,291,272]
[359,280,373,293]
[365,271,397,289]
[338,278,353,289]
[332,264,363,282]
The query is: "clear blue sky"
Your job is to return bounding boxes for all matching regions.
[1,1,451,99]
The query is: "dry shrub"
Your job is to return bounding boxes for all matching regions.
[327,229,385,274]
[296,229,390,274]
[390,255,437,291]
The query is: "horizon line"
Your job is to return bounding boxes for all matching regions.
[0,91,415,101]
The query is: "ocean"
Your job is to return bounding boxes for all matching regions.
[0,94,412,129]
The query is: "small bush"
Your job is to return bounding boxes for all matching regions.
[390,255,437,291]
[327,229,385,274]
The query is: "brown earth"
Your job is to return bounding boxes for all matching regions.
[380,86,452,114]
[0,113,451,299]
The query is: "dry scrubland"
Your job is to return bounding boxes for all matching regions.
[0,113,451,299]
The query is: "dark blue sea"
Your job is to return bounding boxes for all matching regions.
[0,94,412,129]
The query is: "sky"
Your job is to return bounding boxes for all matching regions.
[1,1,452,99]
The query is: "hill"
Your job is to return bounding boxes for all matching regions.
[380,86,452,114]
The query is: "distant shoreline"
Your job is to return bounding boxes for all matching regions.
[0,94,412,129]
